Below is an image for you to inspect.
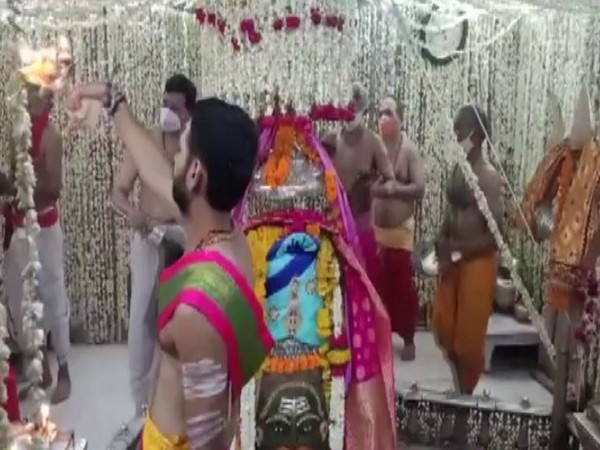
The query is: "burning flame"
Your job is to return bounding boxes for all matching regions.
[17,36,71,92]
[40,403,49,424]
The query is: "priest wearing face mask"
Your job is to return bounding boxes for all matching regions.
[372,97,425,361]
[112,73,196,416]
[326,82,395,284]
[432,104,503,401]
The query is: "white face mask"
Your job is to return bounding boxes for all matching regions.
[458,132,474,153]
[160,107,182,133]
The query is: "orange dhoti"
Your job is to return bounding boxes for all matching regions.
[431,251,497,394]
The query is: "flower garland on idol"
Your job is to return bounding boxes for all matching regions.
[242,120,349,449]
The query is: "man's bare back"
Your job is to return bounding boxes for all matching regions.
[329,127,394,222]
[148,230,250,444]
[27,120,63,210]
[373,133,420,227]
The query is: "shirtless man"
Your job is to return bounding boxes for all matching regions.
[432,104,502,397]
[112,74,196,416]
[3,82,71,403]
[325,83,395,282]
[69,83,273,450]
[372,97,425,361]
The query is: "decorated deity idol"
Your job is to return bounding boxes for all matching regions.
[517,85,600,391]
[234,114,396,450]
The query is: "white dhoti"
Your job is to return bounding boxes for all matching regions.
[128,224,185,415]
[5,222,70,364]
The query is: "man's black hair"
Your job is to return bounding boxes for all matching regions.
[455,104,491,140]
[164,74,197,112]
[188,97,258,212]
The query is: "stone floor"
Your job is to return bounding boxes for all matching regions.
[393,330,552,408]
[27,327,551,449]
[29,345,132,449]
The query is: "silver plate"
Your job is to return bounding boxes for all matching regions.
[412,239,438,278]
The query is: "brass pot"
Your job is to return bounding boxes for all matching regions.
[495,277,516,312]
[533,201,554,242]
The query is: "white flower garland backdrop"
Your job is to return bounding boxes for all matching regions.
[0,11,203,343]
[0,3,597,350]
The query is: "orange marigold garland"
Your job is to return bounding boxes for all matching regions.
[263,125,295,187]
[263,122,323,188]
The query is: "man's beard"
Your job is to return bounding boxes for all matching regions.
[172,174,191,215]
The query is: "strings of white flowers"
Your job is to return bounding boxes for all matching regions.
[239,379,256,450]
[371,0,600,16]
[5,73,47,447]
[390,8,559,362]
[328,260,345,450]
[0,6,48,447]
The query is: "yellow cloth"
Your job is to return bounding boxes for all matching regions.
[142,413,190,450]
[431,251,497,394]
[374,217,415,251]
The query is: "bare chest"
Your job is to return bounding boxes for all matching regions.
[388,147,410,183]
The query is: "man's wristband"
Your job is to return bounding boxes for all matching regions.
[103,82,126,117]
[109,93,126,117]
[102,82,112,109]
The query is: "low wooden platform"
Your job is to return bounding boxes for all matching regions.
[395,327,551,448]
[485,313,540,372]
[394,330,551,407]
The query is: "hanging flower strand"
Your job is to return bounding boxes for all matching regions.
[8,65,47,436]
[455,155,556,362]
[9,36,71,440]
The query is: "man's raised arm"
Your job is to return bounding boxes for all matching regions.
[69,83,181,221]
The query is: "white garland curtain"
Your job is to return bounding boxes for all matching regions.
[0,3,597,347]
[354,6,600,312]
[0,11,202,343]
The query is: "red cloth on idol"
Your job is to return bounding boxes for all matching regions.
[377,247,419,344]
[2,362,20,422]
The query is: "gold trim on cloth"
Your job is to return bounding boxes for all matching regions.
[518,145,567,230]
[374,218,415,251]
[548,139,600,309]
[142,413,190,450]
[552,139,600,267]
